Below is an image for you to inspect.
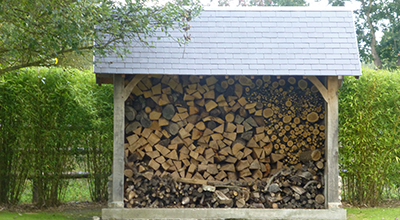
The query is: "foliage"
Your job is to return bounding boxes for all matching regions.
[0,67,113,206]
[376,0,400,69]
[56,51,94,71]
[329,0,400,68]
[0,0,202,75]
[339,68,400,206]
[81,80,113,202]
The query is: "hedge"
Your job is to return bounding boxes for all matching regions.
[339,68,400,206]
[0,67,113,206]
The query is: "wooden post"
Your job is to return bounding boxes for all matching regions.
[325,76,340,209]
[111,74,124,208]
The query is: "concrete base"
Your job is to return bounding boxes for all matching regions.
[102,208,346,220]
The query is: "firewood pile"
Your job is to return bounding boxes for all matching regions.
[124,75,326,209]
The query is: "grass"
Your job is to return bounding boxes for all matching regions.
[347,207,400,220]
[0,212,71,220]
[61,179,91,203]
[20,179,91,204]
[0,202,103,220]
[0,208,102,220]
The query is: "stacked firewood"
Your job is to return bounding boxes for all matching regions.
[123,75,326,209]
[124,163,325,209]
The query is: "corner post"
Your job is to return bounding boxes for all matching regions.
[111,74,125,208]
[325,76,340,209]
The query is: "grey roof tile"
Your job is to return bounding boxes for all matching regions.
[94,8,361,76]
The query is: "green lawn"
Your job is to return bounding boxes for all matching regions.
[0,210,102,220]
[346,207,400,220]
[0,212,70,220]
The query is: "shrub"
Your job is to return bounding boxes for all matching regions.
[339,68,400,206]
[0,67,113,206]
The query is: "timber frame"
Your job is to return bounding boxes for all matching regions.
[109,74,342,209]
[95,8,361,220]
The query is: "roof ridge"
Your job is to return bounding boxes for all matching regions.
[202,7,352,11]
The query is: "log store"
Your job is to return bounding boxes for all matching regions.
[94,7,361,220]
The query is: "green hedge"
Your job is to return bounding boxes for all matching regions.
[339,68,400,206]
[0,67,113,206]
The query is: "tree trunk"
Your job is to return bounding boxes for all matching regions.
[361,0,382,68]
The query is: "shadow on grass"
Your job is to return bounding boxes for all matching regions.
[0,202,105,220]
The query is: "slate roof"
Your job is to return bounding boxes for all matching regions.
[94,7,362,76]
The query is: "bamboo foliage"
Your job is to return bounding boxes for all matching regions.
[0,67,113,206]
[339,68,400,206]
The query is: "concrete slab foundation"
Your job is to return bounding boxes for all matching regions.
[102,208,346,220]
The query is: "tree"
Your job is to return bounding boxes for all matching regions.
[0,0,201,75]
[376,0,400,69]
[329,0,400,69]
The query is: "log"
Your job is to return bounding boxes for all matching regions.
[298,79,308,90]
[299,150,321,163]
[167,122,180,136]
[307,112,319,123]
[162,104,176,120]
[234,84,243,98]
[271,153,285,163]
[236,160,249,172]
[125,106,137,121]
[220,164,236,172]
[249,159,261,170]
[315,194,325,204]
[165,150,178,160]
[205,100,218,112]
[232,139,246,155]
[263,108,273,118]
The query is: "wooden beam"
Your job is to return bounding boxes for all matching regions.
[306,76,328,102]
[325,76,340,209]
[111,74,125,208]
[122,74,145,101]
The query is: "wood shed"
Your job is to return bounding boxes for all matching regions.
[94,7,361,220]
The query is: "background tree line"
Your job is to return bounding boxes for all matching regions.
[330,0,400,69]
